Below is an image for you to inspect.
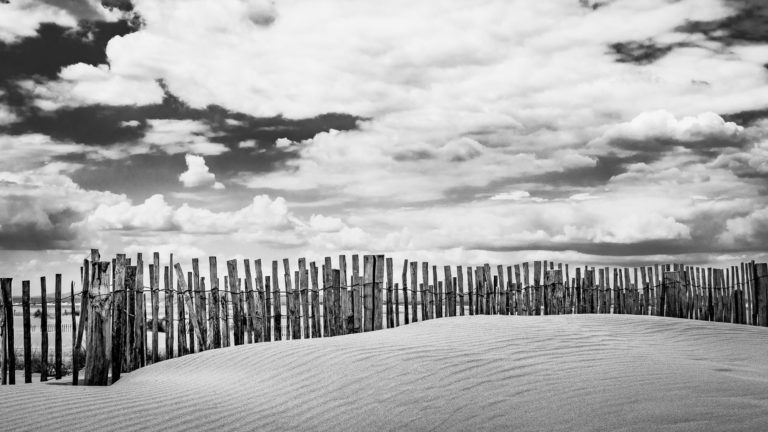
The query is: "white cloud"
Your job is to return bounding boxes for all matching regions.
[590,110,744,151]
[142,119,229,156]
[275,137,292,148]
[0,0,77,43]
[490,191,532,201]
[179,154,221,188]
[239,139,257,148]
[41,63,165,108]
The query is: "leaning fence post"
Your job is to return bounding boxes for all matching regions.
[173,263,207,351]
[84,259,111,386]
[70,282,77,386]
[402,260,409,325]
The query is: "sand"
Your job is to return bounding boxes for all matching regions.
[0,315,767,431]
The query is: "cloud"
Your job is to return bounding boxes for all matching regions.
[589,110,746,157]
[0,1,77,43]
[719,206,768,246]
[34,63,164,108]
[179,154,222,188]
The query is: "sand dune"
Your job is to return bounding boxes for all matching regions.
[1,315,767,431]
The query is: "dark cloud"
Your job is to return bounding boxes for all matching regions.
[676,0,768,45]
[605,135,748,159]
[0,196,85,250]
[608,40,688,65]
[0,20,139,83]
[578,0,614,11]
[722,107,768,127]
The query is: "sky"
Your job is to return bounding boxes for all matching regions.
[1,0,767,291]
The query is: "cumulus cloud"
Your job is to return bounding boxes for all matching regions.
[179,154,222,189]
[589,110,745,156]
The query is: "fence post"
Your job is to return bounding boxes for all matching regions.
[84,259,111,386]
[174,263,206,351]
[70,282,77,386]
[54,274,62,380]
[755,263,768,326]
[112,255,126,383]
[410,261,418,322]
[363,256,374,332]
[309,263,320,337]
[271,261,281,341]
[40,277,48,382]
[0,278,8,385]
[254,259,266,343]
[22,280,31,383]
[457,266,464,317]
[402,260,409,324]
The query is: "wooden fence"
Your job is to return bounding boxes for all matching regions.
[1,249,767,385]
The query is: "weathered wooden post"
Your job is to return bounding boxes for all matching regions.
[149,264,158,363]
[754,263,768,326]
[271,261,282,340]
[457,266,465,316]
[40,276,49,382]
[402,260,409,324]
[386,258,394,328]
[22,280,32,383]
[243,259,256,343]
[220,283,230,347]
[173,263,206,351]
[309,263,320,337]
[54,274,62,380]
[363,255,374,332]
[1,279,14,385]
[300,262,310,338]
[112,255,126,382]
[70,282,77,385]
[85,258,111,386]
[226,260,242,345]
[177,278,187,355]
[209,257,221,348]
[409,261,418,322]
[422,262,430,320]
[254,259,266,343]
[164,266,173,359]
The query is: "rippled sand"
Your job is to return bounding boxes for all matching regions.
[1,315,767,431]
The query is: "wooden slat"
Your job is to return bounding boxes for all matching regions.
[174,263,206,351]
[402,259,409,325]
[54,274,62,379]
[338,256,348,335]
[422,262,430,320]
[243,259,255,344]
[310,263,321,337]
[387,258,394,328]
[363,255,374,332]
[40,276,48,382]
[177,277,187,355]
[226,260,242,345]
[323,257,334,337]
[220,280,230,347]
[22,280,32,383]
[410,261,418,322]
[755,263,768,326]
[112,255,126,382]
[209,257,221,348]
[375,255,384,330]
[353,255,362,330]
[457,266,464,316]
[467,267,474,316]
[164,266,173,358]
[271,261,281,340]
[299,260,310,339]
[69,282,76,386]
[85,260,111,385]
[257,259,269,343]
